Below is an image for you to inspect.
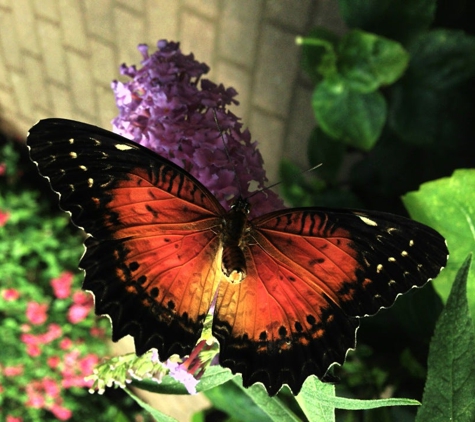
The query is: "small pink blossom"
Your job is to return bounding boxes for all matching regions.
[41,323,62,343]
[25,381,45,408]
[51,272,74,299]
[26,343,41,357]
[2,288,20,301]
[0,210,10,226]
[49,404,72,420]
[78,354,99,375]
[167,361,199,395]
[68,303,91,323]
[89,326,105,337]
[6,416,23,422]
[59,338,73,350]
[48,356,61,369]
[43,377,60,398]
[3,365,24,377]
[20,333,39,345]
[26,302,48,325]
[0,163,5,176]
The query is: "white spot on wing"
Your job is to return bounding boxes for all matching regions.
[115,143,134,151]
[88,178,94,188]
[357,215,378,226]
[70,152,77,159]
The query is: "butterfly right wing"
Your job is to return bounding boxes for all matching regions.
[28,118,225,358]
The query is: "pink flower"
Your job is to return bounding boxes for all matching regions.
[20,333,39,345]
[78,354,99,375]
[40,323,62,343]
[3,365,24,377]
[49,404,72,421]
[167,361,199,395]
[48,356,61,369]
[67,292,93,323]
[68,304,91,323]
[0,163,5,176]
[0,210,9,226]
[89,326,105,338]
[43,378,60,398]
[25,381,45,408]
[26,302,48,325]
[59,338,73,350]
[2,288,20,301]
[26,344,41,357]
[51,272,73,299]
[6,416,23,422]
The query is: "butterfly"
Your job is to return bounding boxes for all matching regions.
[27,118,448,396]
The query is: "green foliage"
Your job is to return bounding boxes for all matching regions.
[276,1,475,421]
[0,141,146,421]
[416,256,475,422]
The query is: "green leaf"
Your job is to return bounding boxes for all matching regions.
[338,30,409,92]
[296,375,418,420]
[407,29,475,90]
[299,27,340,84]
[312,79,386,150]
[296,377,335,422]
[307,126,345,182]
[402,169,475,318]
[124,387,178,422]
[204,380,273,422]
[338,0,436,44]
[416,255,475,422]
[131,365,236,395]
[232,377,301,422]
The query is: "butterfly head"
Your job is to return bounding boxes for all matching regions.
[230,197,251,215]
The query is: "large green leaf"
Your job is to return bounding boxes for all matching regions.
[312,79,386,150]
[407,29,475,90]
[338,0,436,44]
[416,256,475,422]
[402,170,475,318]
[338,30,409,92]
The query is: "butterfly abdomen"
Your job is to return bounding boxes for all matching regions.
[221,198,251,284]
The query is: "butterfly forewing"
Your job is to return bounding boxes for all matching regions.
[28,119,225,358]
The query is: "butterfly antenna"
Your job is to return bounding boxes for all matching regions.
[247,163,323,200]
[212,109,243,197]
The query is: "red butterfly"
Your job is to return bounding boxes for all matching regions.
[28,118,448,396]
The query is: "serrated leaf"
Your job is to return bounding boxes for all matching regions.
[296,375,419,421]
[204,380,273,422]
[232,377,301,422]
[402,169,475,318]
[416,255,475,422]
[407,29,475,90]
[338,29,409,92]
[312,79,386,150]
[338,0,436,44]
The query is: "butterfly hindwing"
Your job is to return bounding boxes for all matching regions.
[213,207,447,395]
[28,118,225,358]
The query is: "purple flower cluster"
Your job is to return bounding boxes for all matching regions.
[111,40,284,217]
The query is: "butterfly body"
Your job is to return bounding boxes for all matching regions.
[28,119,448,396]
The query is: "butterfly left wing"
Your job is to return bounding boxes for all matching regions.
[28,119,225,358]
[213,207,448,395]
